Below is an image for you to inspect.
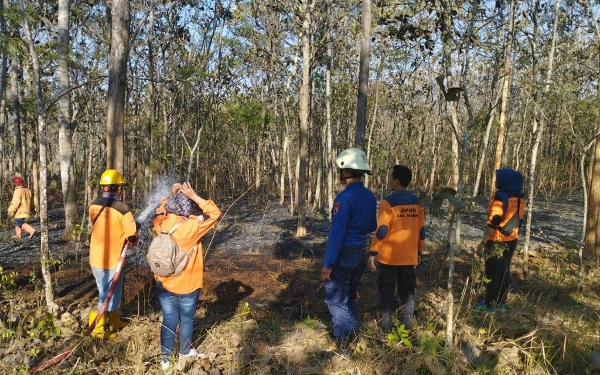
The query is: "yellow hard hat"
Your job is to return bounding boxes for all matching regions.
[99,169,125,185]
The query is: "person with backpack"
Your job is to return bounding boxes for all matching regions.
[321,148,377,352]
[367,165,425,332]
[7,176,36,239]
[152,181,221,372]
[473,168,526,313]
[88,169,140,339]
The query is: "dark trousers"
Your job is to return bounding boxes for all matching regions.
[484,239,517,306]
[377,264,416,329]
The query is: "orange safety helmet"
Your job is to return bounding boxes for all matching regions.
[12,176,24,186]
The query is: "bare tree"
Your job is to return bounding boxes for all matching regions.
[296,0,314,238]
[354,0,371,148]
[584,0,600,265]
[57,0,79,238]
[490,0,515,194]
[522,0,560,277]
[18,0,58,313]
[106,0,130,171]
[0,0,7,179]
[9,57,22,175]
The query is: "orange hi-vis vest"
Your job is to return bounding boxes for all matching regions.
[370,191,425,266]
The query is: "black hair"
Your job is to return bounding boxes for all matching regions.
[392,165,412,187]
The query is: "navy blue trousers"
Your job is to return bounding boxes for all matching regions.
[324,252,365,340]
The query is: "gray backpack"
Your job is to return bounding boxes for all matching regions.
[146,219,197,277]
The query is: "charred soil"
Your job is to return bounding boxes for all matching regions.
[0,196,598,374]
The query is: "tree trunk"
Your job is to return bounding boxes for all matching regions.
[490,0,516,195]
[295,0,313,238]
[57,0,78,238]
[9,58,22,175]
[106,0,130,171]
[0,0,7,179]
[438,0,456,347]
[522,0,560,277]
[354,0,371,149]
[584,0,600,265]
[588,99,600,265]
[365,49,384,190]
[144,4,156,194]
[19,0,58,313]
[325,31,333,215]
[473,91,500,196]
[256,84,269,190]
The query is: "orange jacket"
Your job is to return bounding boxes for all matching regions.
[486,195,525,242]
[89,197,139,269]
[153,199,221,294]
[8,186,32,219]
[369,191,425,266]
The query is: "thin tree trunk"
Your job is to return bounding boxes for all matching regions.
[522,0,560,277]
[438,0,457,347]
[144,3,156,194]
[427,120,439,195]
[0,0,7,178]
[354,0,371,148]
[296,0,314,238]
[490,0,516,195]
[473,89,501,197]
[19,0,58,313]
[325,31,333,215]
[9,58,22,175]
[365,49,384,189]
[256,84,268,190]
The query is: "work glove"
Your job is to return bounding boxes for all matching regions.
[127,234,139,246]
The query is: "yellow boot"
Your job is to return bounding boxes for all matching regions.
[88,311,116,339]
[106,311,127,332]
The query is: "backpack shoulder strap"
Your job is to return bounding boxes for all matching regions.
[159,218,187,235]
[91,205,107,226]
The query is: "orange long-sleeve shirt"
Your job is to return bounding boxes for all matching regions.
[89,197,138,269]
[153,199,221,294]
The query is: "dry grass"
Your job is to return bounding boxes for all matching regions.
[1,238,599,375]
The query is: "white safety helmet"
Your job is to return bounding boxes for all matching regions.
[335,147,372,175]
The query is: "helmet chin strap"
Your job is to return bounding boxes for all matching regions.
[339,169,362,184]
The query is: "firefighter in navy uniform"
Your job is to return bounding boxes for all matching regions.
[321,148,377,350]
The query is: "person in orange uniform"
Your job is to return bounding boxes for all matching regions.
[368,165,425,331]
[473,168,525,313]
[7,176,36,239]
[88,169,140,338]
[153,182,221,372]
